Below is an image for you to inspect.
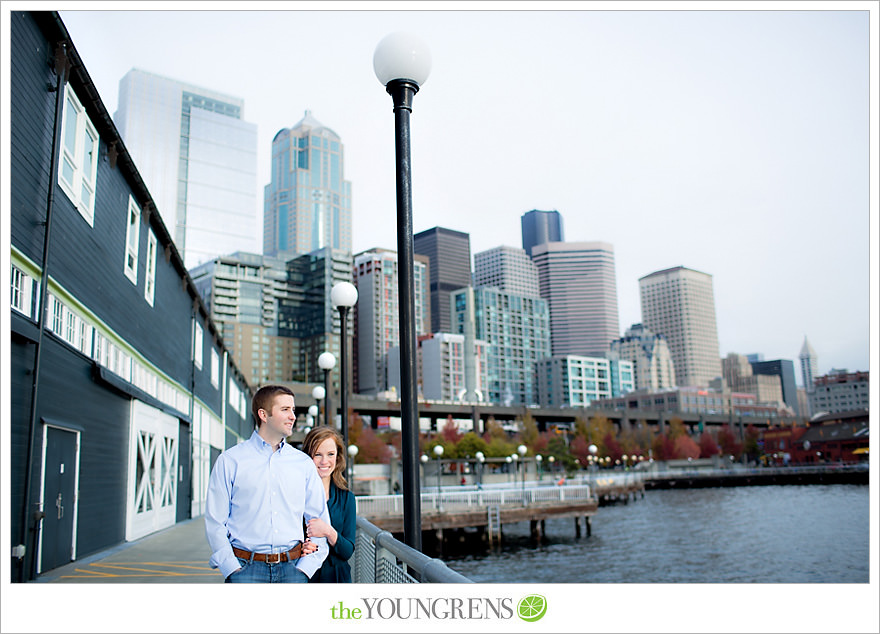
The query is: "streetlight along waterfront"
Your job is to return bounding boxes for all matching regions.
[317,351,336,427]
[373,31,432,551]
[331,281,358,451]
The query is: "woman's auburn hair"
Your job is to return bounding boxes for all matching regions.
[302,426,348,490]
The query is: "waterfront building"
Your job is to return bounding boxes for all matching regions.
[531,241,620,358]
[751,358,801,418]
[474,245,540,299]
[595,387,786,420]
[413,226,472,334]
[536,355,634,408]
[808,370,870,416]
[263,110,352,259]
[722,353,786,412]
[114,69,259,270]
[9,11,252,581]
[190,248,352,387]
[608,323,677,392]
[639,266,722,387]
[521,208,564,256]
[451,287,551,406]
[352,249,430,395]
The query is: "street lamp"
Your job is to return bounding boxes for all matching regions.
[536,454,543,481]
[374,31,431,551]
[347,444,359,492]
[331,281,358,451]
[433,444,444,510]
[317,352,336,427]
[475,451,485,489]
[517,444,527,500]
[311,385,325,427]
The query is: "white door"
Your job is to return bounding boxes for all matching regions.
[126,400,178,541]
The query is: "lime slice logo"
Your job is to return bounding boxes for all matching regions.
[517,594,547,622]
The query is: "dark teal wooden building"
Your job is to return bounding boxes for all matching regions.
[8,11,254,582]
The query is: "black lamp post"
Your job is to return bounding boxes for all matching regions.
[311,385,325,427]
[317,352,336,427]
[374,31,432,551]
[331,281,358,451]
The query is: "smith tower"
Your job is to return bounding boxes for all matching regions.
[264,110,352,258]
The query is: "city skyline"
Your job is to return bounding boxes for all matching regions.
[40,4,875,379]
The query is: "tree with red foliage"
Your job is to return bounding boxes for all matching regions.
[440,416,463,445]
[351,425,391,464]
[602,432,622,462]
[717,424,743,458]
[698,431,720,458]
[674,434,700,459]
[651,432,676,460]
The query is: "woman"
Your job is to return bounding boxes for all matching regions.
[300,427,356,583]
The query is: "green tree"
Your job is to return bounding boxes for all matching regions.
[455,432,489,459]
[520,410,540,449]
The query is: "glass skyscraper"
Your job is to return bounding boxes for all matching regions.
[115,69,259,270]
[264,110,352,259]
[414,227,472,334]
[521,209,564,256]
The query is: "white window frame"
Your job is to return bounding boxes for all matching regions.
[210,349,220,389]
[144,230,157,306]
[58,85,99,225]
[193,321,204,370]
[10,265,36,319]
[124,196,140,285]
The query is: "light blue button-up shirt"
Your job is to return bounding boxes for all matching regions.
[205,430,330,579]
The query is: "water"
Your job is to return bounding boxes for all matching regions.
[444,484,870,583]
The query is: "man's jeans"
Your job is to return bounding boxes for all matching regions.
[225,556,309,583]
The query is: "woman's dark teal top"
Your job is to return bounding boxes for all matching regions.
[309,481,356,583]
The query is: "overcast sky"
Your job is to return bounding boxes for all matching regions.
[51,3,876,380]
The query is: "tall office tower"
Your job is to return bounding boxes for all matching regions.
[352,249,430,396]
[413,227,472,333]
[474,245,540,298]
[280,247,354,384]
[608,323,677,391]
[263,110,352,259]
[115,69,259,269]
[521,209,564,256]
[799,336,818,391]
[190,248,352,387]
[390,332,489,402]
[536,356,634,408]
[751,359,801,417]
[451,286,551,406]
[639,266,722,387]
[530,241,620,358]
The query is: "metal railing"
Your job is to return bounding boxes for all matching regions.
[355,483,594,516]
[352,516,473,583]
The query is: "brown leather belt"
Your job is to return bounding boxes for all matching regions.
[232,544,303,564]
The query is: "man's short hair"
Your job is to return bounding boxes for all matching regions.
[251,385,296,427]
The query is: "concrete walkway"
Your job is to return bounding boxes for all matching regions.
[35,517,223,583]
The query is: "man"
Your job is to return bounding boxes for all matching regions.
[205,385,330,582]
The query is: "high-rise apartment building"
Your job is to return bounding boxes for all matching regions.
[263,110,352,259]
[451,286,551,406]
[531,241,620,358]
[608,323,677,391]
[190,248,351,387]
[352,249,430,395]
[115,69,259,269]
[413,227,472,334]
[536,355,634,408]
[639,266,721,387]
[521,209,564,256]
[389,333,490,402]
[722,353,786,410]
[474,245,540,298]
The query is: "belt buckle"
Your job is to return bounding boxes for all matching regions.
[266,552,283,564]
